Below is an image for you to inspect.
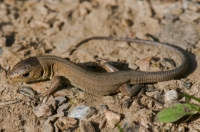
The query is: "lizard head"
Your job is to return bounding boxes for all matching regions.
[9,57,44,83]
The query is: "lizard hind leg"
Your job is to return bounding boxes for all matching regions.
[93,56,119,72]
[94,56,143,97]
[119,84,144,97]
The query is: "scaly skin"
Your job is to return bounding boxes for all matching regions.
[9,36,189,95]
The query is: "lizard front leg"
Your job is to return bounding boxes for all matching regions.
[38,76,68,98]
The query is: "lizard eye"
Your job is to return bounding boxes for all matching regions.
[23,73,30,78]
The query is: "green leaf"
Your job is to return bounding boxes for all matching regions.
[155,103,199,123]
[116,123,124,132]
[179,93,200,103]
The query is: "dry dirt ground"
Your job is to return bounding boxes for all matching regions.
[0,0,200,132]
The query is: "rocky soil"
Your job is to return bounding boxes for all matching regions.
[0,0,200,132]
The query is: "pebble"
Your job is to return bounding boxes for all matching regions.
[54,96,68,106]
[0,48,3,54]
[100,105,109,114]
[79,7,88,16]
[0,37,6,47]
[122,121,139,132]
[165,90,178,102]
[188,1,200,12]
[19,86,36,99]
[33,103,54,117]
[121,19,133,27]
[80,120,95,132]
[11,43,23,52]
[161,58,175,69]
[135,57,152,71]
[99,117,107,129]
[103,96,115,104]
[68,105,96,119]
[123,98,134,108]
[179,79,192,90]
[44,96,68,111]
[47,115,59,122]
[42,115,59,132]
[43,95,54,103]
[104,109,121,128]
[54,124,59,132]
[57,103,70,114]
[118,42,129,48]
[179,10,200,23]
[0,87,5,93]
[30,20,50,29]
[55,117,78,130]
[41,119,54,132]
[128,62,139,70]
[195,40,200,49]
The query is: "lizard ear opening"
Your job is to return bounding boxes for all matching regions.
[40,70,44,77]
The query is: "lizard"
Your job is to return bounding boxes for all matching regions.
[8,36,189,97]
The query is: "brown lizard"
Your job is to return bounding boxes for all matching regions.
[8,36,189,96]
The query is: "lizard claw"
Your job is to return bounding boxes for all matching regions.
[35,92,51,101]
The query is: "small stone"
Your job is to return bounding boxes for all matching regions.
[44,95,54,104]
[122,121,139,132]
[99,117,107,129]
[118,42,129,48]
[56,117,78,130]
[195,40,200,49]
[146,90,160,99]
[188,1,200,12]
[51,100,58,111]
[47,115,59,122]
[161,58,175,69]
[103,96,115,104]
[123,98,134,108]
[182,0,188,9]
[54,123,59,132]
[165,90,178,102]
[128,62,139,70]
[0,87,5,93]
[33,103,54,117]
[179,10,200,23]
[122,19,133,27]
[0,48,3,54]
[54,96,68,106]
[45,96,67,112]
[104,109,121,128]
[19,86,36,99]
[117,93,123,99]
[179,79,192,90]
[79,120,95,132]
[0,37,6,47]
[30,20,50,29]
[11,44,23,52]
[79,7,88,16]
[135,57,152,71]
[100,105,109,113]
[46,113,64,123]
[41,119,54,132]
[68,105,96,119]
[57,103,70,114]
[55,111,65,117]
[53,21,64,30]
[104,0,117,6]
